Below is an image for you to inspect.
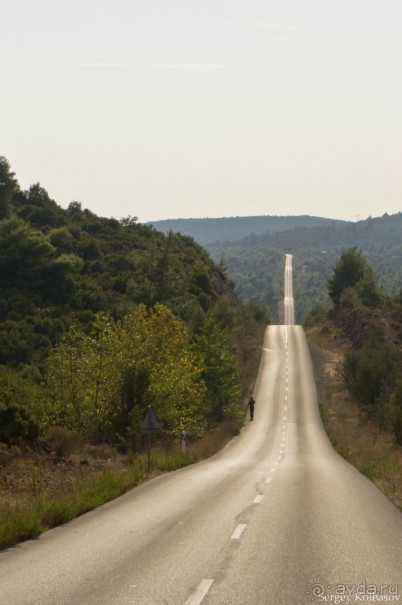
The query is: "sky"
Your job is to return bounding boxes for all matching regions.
[1,0,401,223]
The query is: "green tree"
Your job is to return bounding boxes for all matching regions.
[118,305,206,437]
[45,306,207,444]
[45,317,120,441]
[341,339,398,409]
[0,366,41,443]
[0,216,54,278]
[193,317,240,424]
[328,248,368,305]
[0,157,19,219]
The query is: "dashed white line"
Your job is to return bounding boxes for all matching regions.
[184,579,214,605]
[254,495,263,503]
[231,523,247,540]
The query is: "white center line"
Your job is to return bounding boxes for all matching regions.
[184,579,214,605]
[231,523,247,540]
[254,495,263,503]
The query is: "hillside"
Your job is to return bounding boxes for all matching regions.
[149,215,346,245]
[0,156,268,450]
[206,213,402,322]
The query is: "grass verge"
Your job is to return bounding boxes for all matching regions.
[0,464,145,550]
[0,422,238,551]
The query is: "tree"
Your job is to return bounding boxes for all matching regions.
[118,305,206,437]
[0,157,19,219]
[341,339,397,408]
[193,317,240,424]
[327,247,382,308]
[328,248,368,305]
[45,306,207,444]
[45,317,121,441]
[0,366,40,443]
[0,217,54,278]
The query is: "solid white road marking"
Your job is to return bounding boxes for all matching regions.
[254,495,263,503]
[184,579,214,605]
[231,524,247,540]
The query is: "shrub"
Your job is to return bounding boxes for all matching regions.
[44,427,84,457]
[341,340,398,408]
[0,401,39,443]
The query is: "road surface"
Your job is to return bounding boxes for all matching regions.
[0,255,401,604]
[284,253,295,325]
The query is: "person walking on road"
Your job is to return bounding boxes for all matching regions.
[248,396,255,421]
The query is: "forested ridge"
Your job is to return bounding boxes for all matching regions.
[150,215,345,245]
[0,157,268,448]
[205,212,402,323]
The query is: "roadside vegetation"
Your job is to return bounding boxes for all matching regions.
[0,156,267,550]
[305,247,402,509]
[0,421,238,551]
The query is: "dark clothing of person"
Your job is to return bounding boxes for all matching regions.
[248,397,255,420]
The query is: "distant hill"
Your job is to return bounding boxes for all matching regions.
[149,215,347,245]
[205,212,402,323]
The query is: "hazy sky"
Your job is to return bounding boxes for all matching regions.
[2,1,401,223]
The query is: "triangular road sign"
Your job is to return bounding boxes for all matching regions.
[142,407,161,430]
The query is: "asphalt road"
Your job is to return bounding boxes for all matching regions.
[284,253,295,326]
[0,256,401,605]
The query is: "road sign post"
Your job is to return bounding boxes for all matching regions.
[141,406,161,473]
[181,431,187,454]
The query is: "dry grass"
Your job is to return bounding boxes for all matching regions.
[0,420,240,550]
[307,326,402,510]
[188,420,239,460]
